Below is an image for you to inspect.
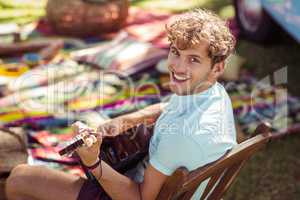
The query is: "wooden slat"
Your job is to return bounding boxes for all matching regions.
[181,185,200,200]
[207,160,246,200]
[156,167,189,200]
[200,170,224,200]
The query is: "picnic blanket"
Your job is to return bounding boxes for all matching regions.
[0,6,299,177]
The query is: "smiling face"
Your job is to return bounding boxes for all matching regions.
[167,40,225,96]
[165,9,235,95]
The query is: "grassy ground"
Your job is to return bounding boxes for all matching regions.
[225,134,300,200]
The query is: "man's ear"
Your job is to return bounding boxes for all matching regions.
[212,61,225,78]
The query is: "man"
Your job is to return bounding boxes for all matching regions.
[6,9,236,200]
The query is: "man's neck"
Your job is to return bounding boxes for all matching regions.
[191,80,216,95]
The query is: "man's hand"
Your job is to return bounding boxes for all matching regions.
[97,118,125,138]
[72,121,102,166]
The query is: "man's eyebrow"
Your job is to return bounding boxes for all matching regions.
[188,54,203,59]
[170,45,177,50]
[170,46,203,58]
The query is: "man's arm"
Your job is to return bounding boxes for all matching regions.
[91,161,168,200]
[98,102,167,137]
[77,102,169,200]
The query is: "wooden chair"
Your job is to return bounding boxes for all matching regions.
[156,123,272,200]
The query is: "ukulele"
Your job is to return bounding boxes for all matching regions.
[58,122,154,172]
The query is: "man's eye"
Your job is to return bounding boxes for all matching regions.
[171,49,179,56]
[190,57,200,63]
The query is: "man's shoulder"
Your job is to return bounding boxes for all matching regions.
[201,82,232,111]
[210,82,230,99]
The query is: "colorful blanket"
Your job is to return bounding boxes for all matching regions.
[0,5,298,177]
[74,34,168,76]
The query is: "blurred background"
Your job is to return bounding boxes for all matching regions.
[0,0,300,199]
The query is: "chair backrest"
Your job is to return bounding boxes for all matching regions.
[156,123,272,200]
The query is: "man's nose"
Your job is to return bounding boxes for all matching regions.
[172,59,187,73]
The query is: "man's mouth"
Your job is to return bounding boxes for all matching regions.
[171,71,190,82]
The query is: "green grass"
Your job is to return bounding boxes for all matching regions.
[224,134,300,200]
[0,0,46,25]
[0,8,44,20]
[0,0,47,9]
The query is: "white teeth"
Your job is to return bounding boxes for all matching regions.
[173,72,189,81]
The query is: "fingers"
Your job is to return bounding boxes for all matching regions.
[72,121,87,130]
[83,134,97,147]
[97,124,119,137]
[72,121,96,135]
[80,130,102,147]
[72,121,102,146]
[71,122,102,166]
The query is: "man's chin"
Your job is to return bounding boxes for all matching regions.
[170,86,189,96]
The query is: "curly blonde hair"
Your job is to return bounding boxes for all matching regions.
[166,9,235,64]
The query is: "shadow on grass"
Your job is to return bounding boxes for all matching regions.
[225,134,300,200]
